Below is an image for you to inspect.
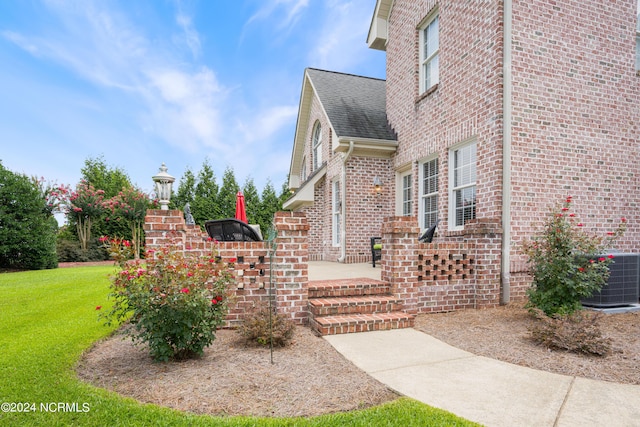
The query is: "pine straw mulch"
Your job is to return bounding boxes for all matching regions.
[76,325,399,418]
[413,302,640,385]
[77,303,640,418]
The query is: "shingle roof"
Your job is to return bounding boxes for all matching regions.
[306,68,396,141]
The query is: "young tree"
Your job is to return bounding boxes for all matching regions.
[0,162,58,269]
[218,167,240,218]
[81,155,131,198]
[257,179,282,234]
[242,178,260,225]
[66,181,106,252]
[170,167,196,210]
[192,160,220,225]
[105,187,154,259]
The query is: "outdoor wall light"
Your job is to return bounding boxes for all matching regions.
[152,163,176,210]
[373,176,383,193]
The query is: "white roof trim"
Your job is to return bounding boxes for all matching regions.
[283,166,327,211]
[367,0,394,51]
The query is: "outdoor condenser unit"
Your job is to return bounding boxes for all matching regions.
[581,253,640,308]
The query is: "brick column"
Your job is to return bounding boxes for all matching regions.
[273,211,309,324]
[381,216,421,314]
[464,219,502,307]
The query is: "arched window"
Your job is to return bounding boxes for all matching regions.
[312,121,322,171]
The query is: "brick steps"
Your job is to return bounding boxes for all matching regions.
[308,278,414,335]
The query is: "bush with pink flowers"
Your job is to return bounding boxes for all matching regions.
[103,238,235,361]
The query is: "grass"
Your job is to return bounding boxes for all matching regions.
[0,266,481,426]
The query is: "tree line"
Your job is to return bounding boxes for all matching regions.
[0,156,290,270]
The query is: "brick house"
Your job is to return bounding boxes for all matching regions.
[286,0,640,304]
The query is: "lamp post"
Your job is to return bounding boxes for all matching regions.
[152,163,175,210]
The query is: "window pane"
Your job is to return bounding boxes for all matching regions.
[455,186,476,227]
[402,174,412,216]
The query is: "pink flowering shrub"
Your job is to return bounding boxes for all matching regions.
[524,196,626,316]
[103,238,235,361]
[65,180,106,251]
[99,236,134,268]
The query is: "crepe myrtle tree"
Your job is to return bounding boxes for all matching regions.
[104,186,155,259]
[65,180,106,252]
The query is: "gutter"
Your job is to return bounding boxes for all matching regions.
[338,141,354,262]
[501,0,513,304]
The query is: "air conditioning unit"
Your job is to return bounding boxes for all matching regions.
[582,253,640,308]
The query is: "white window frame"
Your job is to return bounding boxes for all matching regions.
[419,11,439,94]
[396,169,413,216]
[332,179,341,246]
[448,140,477,230]
[418,156,439,230]
[312,121,322,171]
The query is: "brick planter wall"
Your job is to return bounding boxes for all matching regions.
[381,216,502,314]
[144,210,309,327]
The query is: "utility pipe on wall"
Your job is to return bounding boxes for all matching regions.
[338,140,354,263]
[501,0,513,304]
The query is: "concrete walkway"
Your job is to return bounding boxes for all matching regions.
[325,329,640,427]
[309,262,640,426]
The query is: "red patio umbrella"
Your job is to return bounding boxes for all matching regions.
[235,191,247,223]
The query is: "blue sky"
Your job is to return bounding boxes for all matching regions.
[0,0,386,195]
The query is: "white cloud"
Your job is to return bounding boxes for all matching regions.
[175,11,201,58]
[309,0,373,71]
[243,0,309,36]
[6,1,227,152]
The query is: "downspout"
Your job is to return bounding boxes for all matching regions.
[501,0,513,304]
[338,140,354,262]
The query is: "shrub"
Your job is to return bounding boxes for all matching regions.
[523,196,626,316]
[0,162,59,270]
[103,238,235,361]
[238,302,295,347]
[99,236,135,268]
[528,308,611,356]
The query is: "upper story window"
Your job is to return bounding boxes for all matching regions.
[449,141,476,229]
[419,157,438,229]
[312,121,322,170]
[419,12,439,93]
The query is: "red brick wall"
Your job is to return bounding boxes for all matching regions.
[381,216,501,313]
[144,210,309,326]
[383,0,640,299]
[509,0,640,265]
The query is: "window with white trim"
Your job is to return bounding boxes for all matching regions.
[401,172,412,216]
[419,158,438,229]
[449,142,476,229]
[312,121,322,171]
[419,12,439,93]
[332,179,341,246]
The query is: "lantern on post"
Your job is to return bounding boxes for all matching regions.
[152,163,175,210]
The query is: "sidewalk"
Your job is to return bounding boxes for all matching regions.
[309,262,640,426]
[325,324,640,427]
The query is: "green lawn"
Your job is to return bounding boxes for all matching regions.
[0,266,481,426]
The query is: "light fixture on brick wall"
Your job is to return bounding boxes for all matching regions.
[373,176,383,194]
[152,163,175,210]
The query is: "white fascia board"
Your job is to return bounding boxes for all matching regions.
[367,0,393,51]
[334,137,398,158]
[283,166,326,211]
